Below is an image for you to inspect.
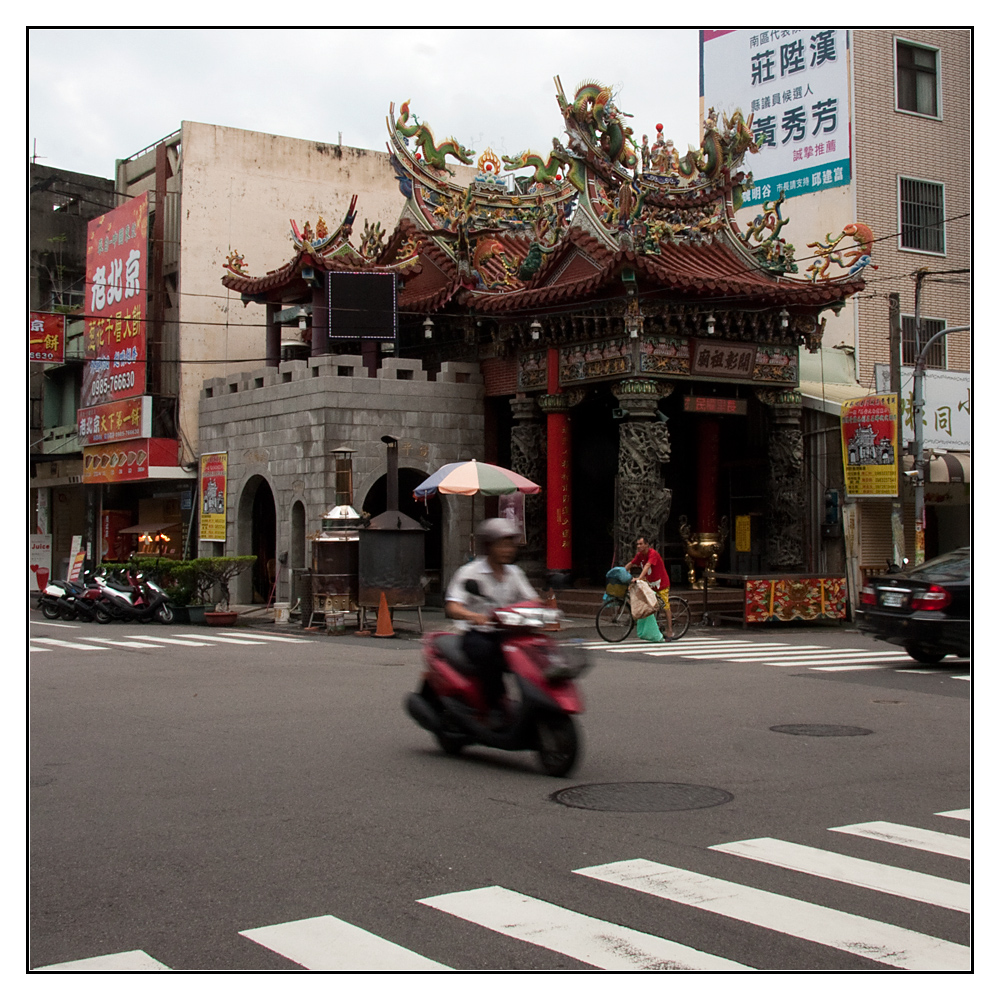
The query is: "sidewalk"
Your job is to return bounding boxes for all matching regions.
[227,602,853,643]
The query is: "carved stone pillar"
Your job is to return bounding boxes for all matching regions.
[509,395,545,571]
[612,379,674,561]
[757,388,806,571]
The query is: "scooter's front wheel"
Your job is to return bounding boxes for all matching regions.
[155,603,175,624]
[536,714,579,777]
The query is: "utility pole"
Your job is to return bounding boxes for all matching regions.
[912,324,969,564]
[888,293,905,567]
[909,266,970,565]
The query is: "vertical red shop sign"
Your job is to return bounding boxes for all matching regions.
[82,192,148,407]
[29,312,65,363]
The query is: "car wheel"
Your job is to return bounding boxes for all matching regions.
[905,643,946,664]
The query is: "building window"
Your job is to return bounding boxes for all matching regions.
[902,315,947,369]
[896,40,939,117]
[899,177,945,254]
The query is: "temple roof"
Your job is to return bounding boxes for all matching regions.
[222,77,871,319]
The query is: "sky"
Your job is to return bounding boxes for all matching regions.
[28,28,703,181]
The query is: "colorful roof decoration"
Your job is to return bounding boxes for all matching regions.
[222,77,870,325]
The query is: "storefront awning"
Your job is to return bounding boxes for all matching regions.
[904,452,971,484]
[799,380,874,416]
[118,521,182,535]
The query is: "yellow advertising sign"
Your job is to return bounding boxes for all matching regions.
[841,394,898,498]
[199,452,227,542]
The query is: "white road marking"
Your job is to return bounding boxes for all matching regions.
[724,649,909,663]
[831,822,970,860]
[574,859,969,971]
[125,635,211,647]
[31,621,80,628]
[170,633,268,645]
[810,663,905,672]
[709,837,969,912]
[75,638,164,649]
[240,914,450,971]
[418,885,751,970]
[216,630,311,643]
[29,647,50,653]
[31,637,112,651]
[936,809,971,822]
[34,949,170,971]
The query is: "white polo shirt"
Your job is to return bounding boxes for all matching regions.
[444,556,538,630]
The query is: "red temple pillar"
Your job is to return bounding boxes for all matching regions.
[540,348,571,573]
[696,417,720,533]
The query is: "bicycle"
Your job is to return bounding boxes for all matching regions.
[595,590,691,643]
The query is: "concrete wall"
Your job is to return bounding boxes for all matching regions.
[176,122,417,464]
[198,356,484,604]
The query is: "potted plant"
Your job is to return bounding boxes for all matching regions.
[198,556,256,626]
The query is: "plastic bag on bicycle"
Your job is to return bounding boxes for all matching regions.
[628,579,658,619]
[636,614,664,642]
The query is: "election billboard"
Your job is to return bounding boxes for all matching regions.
[701,29,851,207]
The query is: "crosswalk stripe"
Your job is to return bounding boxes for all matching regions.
[240,914,450,971]
[831,822,970,860]
[709,837,969,912]
[418,885,751,970]
[574,859,969,971]
[952,675,970,681]
[936,809,971,822]
[810,663,904,671]
[727,649,907,662]
[34,949,171,971]
[216,630,311,644]
[31,637,111,651]
[29,647,50,653]
[171,633,267,645]
[125,635,211,646]
[75,638,164,648]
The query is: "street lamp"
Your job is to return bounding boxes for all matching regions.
[423,316,434,339]
[530,320,541,341]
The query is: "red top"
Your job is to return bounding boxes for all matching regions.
[629,547,669,590]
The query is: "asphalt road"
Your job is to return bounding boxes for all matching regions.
[28,609,971,973]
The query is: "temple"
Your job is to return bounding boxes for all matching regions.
[221,77,870,596]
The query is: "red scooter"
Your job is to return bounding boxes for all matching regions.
[405,586,590,776]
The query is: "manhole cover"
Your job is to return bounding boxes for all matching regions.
[770,724,873,737]
[551,782,734,812]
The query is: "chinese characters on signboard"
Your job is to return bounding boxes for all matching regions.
[82,192,148,408]
[873,365,971,451]
[683,396,748,415]
[690,340,757,379]
[29,312,65,363]
[841,395,898,497]
[78,396,152,447]
[701,29,851,206]
[200,453,228,542]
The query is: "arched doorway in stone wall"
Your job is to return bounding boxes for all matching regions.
[362,467,442,602]
[237,475,276,604]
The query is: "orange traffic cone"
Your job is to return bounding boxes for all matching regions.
[374,592,395,637]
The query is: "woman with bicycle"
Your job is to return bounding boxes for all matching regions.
[627,536,673,639]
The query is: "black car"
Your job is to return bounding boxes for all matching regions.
[855,547,970,663]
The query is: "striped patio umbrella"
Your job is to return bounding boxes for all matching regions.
[412,460,541,499]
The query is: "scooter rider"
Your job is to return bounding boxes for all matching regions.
[444,518,538,726]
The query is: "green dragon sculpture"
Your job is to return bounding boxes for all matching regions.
[501,149,568,186]
[564,82,638,171]
[394,100,475,175]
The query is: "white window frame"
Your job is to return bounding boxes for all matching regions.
[898,175,946,256]
[893,37,942,121]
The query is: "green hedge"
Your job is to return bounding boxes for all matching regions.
[101,556,256,607]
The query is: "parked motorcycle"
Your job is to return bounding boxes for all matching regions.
[405,586,590,776]
[38,575,111,623]
[92,568,175,624]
